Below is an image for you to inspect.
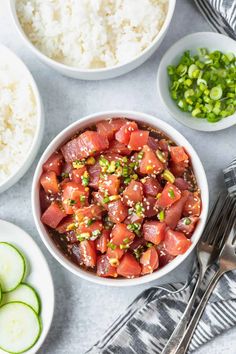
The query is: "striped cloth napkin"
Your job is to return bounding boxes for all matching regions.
[194,0,236,39]
[86,158,236,354]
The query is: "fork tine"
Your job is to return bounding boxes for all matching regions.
[217,202,236,250]
[201,192,224,242]
[201,193,232,245]
[225,220,236,246]
[209,197,235,246]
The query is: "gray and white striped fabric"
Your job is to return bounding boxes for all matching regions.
[87,268,236,354]
[86,158,236,354]
[194,0,236,39]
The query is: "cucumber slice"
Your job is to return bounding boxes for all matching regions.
[0,302,41,354]
[1,284,40,314]
[0,243,25,293]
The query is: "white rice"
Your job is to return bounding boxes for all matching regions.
[16,0,168,69]
[0,56,37,184]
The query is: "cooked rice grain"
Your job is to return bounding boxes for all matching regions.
[0,59,37,184]
[16,0,168,69]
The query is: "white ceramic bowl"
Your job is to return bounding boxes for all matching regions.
[32,110,209,287]
[0,44,44,194]
[157,32,236,131]
[9,0,176,80]
[0,220,54,354]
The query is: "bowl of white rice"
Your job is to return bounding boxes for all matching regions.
[0,44,44,193]
[9,0,175,80]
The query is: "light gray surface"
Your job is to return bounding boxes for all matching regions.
[0,0,236,353]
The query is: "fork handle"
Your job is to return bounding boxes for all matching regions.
[174,268,225,354]
[161,267,204,354]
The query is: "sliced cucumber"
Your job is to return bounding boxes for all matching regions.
[0,243,25,293]
[1,284,40,314]
[0,302,41,354]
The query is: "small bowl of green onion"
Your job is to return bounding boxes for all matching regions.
[157,32,236,131]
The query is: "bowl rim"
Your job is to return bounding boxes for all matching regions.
[0,219,55,354]
[32,110,209,287]
[0,44,44,194]
[9,0,176,74]
[157,31,236,132]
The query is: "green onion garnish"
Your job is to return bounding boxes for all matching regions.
[146,242,153,248]
[184,217,191,225]
[162,169,175,184]
[107,242,116,250]
[127,223,141,235]
[158,210,165,222]
[80,195,86,203]
[102,196,110,204]
[67,199,76,206]
[87,219,94,226]
[168,188,175,199]
[167,48,236,122]
[81,171,89,186]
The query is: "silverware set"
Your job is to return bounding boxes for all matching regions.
[162,193,236,354]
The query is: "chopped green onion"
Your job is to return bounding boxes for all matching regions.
[61,172,69,179]
[127,223,141,235]
[87,219,94,226]
[107,242,116,250]
[107,161,116,173]
[124,177,131,184]
[167,48,236,122]
[135,202,145,217]
[137,152,144,160]
[146,242,153,248]
[82,176,89,186]
[158,210,165,222]
[156,149,166,163]
[132,174,138,180]
[81,171,89,186]
[122,166,129,177]
[77,232,90,241]
[120,244,130,250]
[210,86,223,100]
[109,258,119,266]
[163,169,175,183]
[184,217,191,225]
[80,195,86,203]
[168,188,175,199]
[102,196,110,204]
[184,89,194,99]
[192,108,201,117]
[66,199,76,206]
[188,64,199,78]
[73,160,86,169]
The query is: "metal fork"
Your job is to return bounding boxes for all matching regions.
[175,205,236,354]
[162,193,235,354]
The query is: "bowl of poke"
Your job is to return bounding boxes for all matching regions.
[32,110,209,286]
